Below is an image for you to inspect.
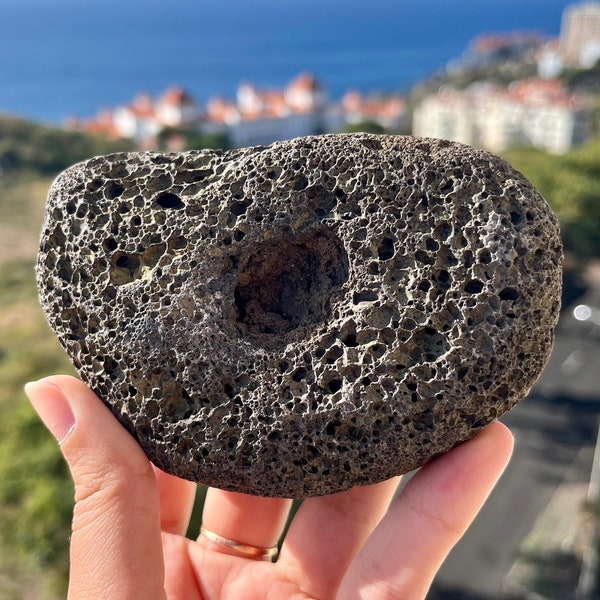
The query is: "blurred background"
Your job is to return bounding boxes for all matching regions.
[1,0,599,597]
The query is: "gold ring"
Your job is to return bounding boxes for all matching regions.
[199,526,278,561]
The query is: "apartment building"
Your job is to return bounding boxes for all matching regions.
[412,79,592,154]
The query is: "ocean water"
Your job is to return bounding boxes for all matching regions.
[0,0,574,124]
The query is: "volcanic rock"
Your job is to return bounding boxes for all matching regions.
[36,134,562,497]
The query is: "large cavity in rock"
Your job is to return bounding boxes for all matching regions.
[36,134,563,497]
[234,229,349,337]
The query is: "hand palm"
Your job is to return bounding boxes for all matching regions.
[26,376,513,600]
[162,534,309,599]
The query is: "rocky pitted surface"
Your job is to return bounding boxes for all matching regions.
[37,134,562,497]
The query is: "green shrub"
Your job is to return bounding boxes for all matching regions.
[0,260,75,597]
[0,116,133,175]
[504,138,600,258]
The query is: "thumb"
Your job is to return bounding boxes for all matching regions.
[26,375,166,600]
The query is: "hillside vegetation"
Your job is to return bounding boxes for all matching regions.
[0,116,133,598]
[0,114,598,597]
[504,138,600,258]
[0,116,132,176]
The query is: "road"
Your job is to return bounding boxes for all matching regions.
[427,293,600,599]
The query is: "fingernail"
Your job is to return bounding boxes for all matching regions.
[25,379,76,444]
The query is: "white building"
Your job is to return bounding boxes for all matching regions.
[222,112,325,148]
[412,79,592,154]
[155,87,201,128]
[85,87,202,144]
[561,2,600,66]
[284,73,327,112]
[340,90,406,130]
[112,93,161,141]
[537,2,600,78]
[204,73,327,147]
[538,41,566,79]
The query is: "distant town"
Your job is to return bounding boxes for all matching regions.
[67,72,406,151]
[68,1,600,155]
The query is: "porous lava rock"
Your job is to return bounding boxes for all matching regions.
[37,134,562,497]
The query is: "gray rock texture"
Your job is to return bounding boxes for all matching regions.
[37,134,562,497]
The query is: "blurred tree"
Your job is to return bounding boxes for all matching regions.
[338,120,386,134]
[156,127,230,151]
[561,58,600,93]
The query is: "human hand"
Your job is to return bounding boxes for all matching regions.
[26,375,513,599]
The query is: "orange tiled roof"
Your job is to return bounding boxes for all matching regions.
[508,78,578,107]
[435,79,581,110]
[342,91,405,118]
[75,110,122,139]
[287,72,323,92]
[128,93,156,118]
[159,86,197,107]
[205,96,238,124]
